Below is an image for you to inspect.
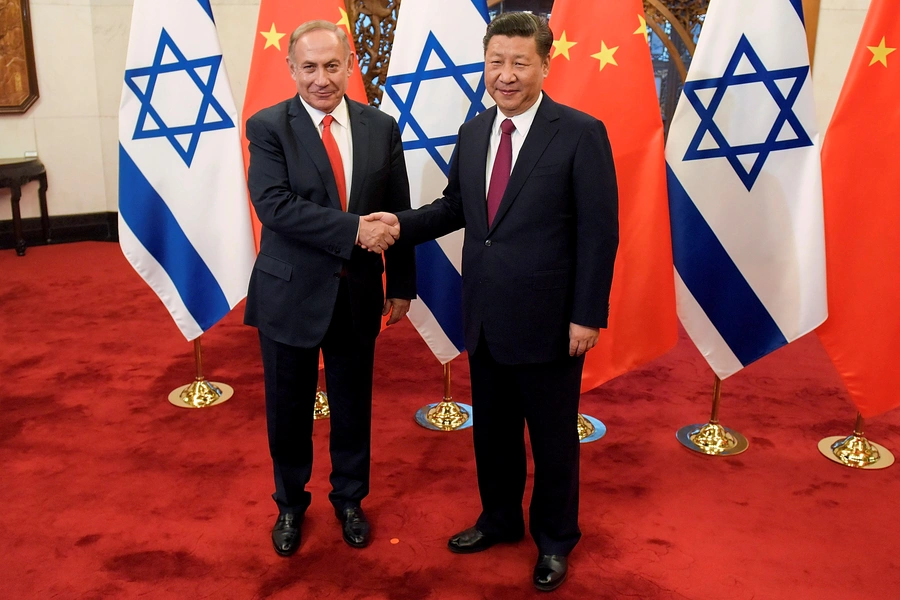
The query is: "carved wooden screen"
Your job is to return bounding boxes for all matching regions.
[345,0,400,106]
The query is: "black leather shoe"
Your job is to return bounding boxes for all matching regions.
[533,554,568,591]
[337,506,370,548]
[447,527,522,554]
[271,512,301,557]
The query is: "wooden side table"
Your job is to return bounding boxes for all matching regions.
[0,158,50,256]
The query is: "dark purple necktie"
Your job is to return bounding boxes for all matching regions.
[487,118,516,226]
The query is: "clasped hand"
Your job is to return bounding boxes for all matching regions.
[357,212,400,253]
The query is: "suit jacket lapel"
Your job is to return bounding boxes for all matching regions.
[347,99,369,214]
[288,96,342,211]
[488,96,560,234]
[469,107,494,232]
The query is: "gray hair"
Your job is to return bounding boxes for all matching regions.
[287,20,353,63]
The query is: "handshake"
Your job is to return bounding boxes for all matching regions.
[357,212,401,254]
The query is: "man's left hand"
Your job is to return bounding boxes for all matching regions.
[569,323,599,357]
[383,298,411,325]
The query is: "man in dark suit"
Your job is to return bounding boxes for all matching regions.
[365,12,617,591]
[244,20,416,557]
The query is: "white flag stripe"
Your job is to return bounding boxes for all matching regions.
[407,302,464,364]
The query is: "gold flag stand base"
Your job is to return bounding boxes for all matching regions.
[415,400,473,431]
[578,413,606,443]
[167,338,233,409]
[676,421,748,456]
[168,380,233,408]
[676,376,748,456]
[818,413,894,470]
[313,387,330,420]
[415,363,473,431]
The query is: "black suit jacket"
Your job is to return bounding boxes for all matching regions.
[244,96,416,347]
[399,95,618,365]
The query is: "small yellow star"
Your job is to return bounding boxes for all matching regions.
[867,36,896,67]
[590,41,619,71]
[260,23,285,51]
[552,31,578,60]
[336,7,352,34]
[634,15,649,43]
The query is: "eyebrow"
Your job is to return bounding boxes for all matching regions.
[487,51,531,59]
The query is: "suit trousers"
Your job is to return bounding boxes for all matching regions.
[258,278,376,516]
[469,334,585,556]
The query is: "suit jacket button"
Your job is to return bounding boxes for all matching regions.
[484,239,492,247]
[333,272,341,278]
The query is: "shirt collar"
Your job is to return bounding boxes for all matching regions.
[492,92,543,138]
[298,94,350,129]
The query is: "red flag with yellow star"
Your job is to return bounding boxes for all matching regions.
[543,0,677,391]
[241,1,367,248]
[817,0,900,418]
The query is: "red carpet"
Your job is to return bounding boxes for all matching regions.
[2,241,899,600]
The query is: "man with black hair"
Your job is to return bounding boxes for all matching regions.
[366,11,618,591]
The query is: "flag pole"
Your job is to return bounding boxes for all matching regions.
[414,361,473,431]
[167,337,234,408]
[817,413,894,469]
[676,376,748,456]
[313,386,330,420]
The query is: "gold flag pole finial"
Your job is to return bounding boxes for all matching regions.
[415,362,473,431]
[676,376,749,456]
[167,337,234,408]
[818,412,895,470]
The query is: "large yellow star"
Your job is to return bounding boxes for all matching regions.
[336,7,352,34]
[552,31,578,60]
[868,36,896,67]
[260,23,286,51]
[634,15,649,43]
[590,41,619,71]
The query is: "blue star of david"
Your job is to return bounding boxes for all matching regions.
[682,35,812,191]
[383,32,487,176]
[123,29,234,167]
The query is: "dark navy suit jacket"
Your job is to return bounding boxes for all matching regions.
[399,94,618,365]
[244,96,416,347]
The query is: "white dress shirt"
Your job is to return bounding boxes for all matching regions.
[298,95,353,206]
[485,92,544,198]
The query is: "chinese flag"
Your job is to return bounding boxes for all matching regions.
[241,0,367,248]
[817,0,900,419]
[544,0,678,391]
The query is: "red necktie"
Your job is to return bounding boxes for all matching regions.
[487,118,516,227]
[321,115,347,212]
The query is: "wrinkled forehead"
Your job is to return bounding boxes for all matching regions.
[291,29,349,63]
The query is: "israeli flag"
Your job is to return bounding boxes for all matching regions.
[380,0,492,364]
[665,0,826,379]
[118,0,255,341]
